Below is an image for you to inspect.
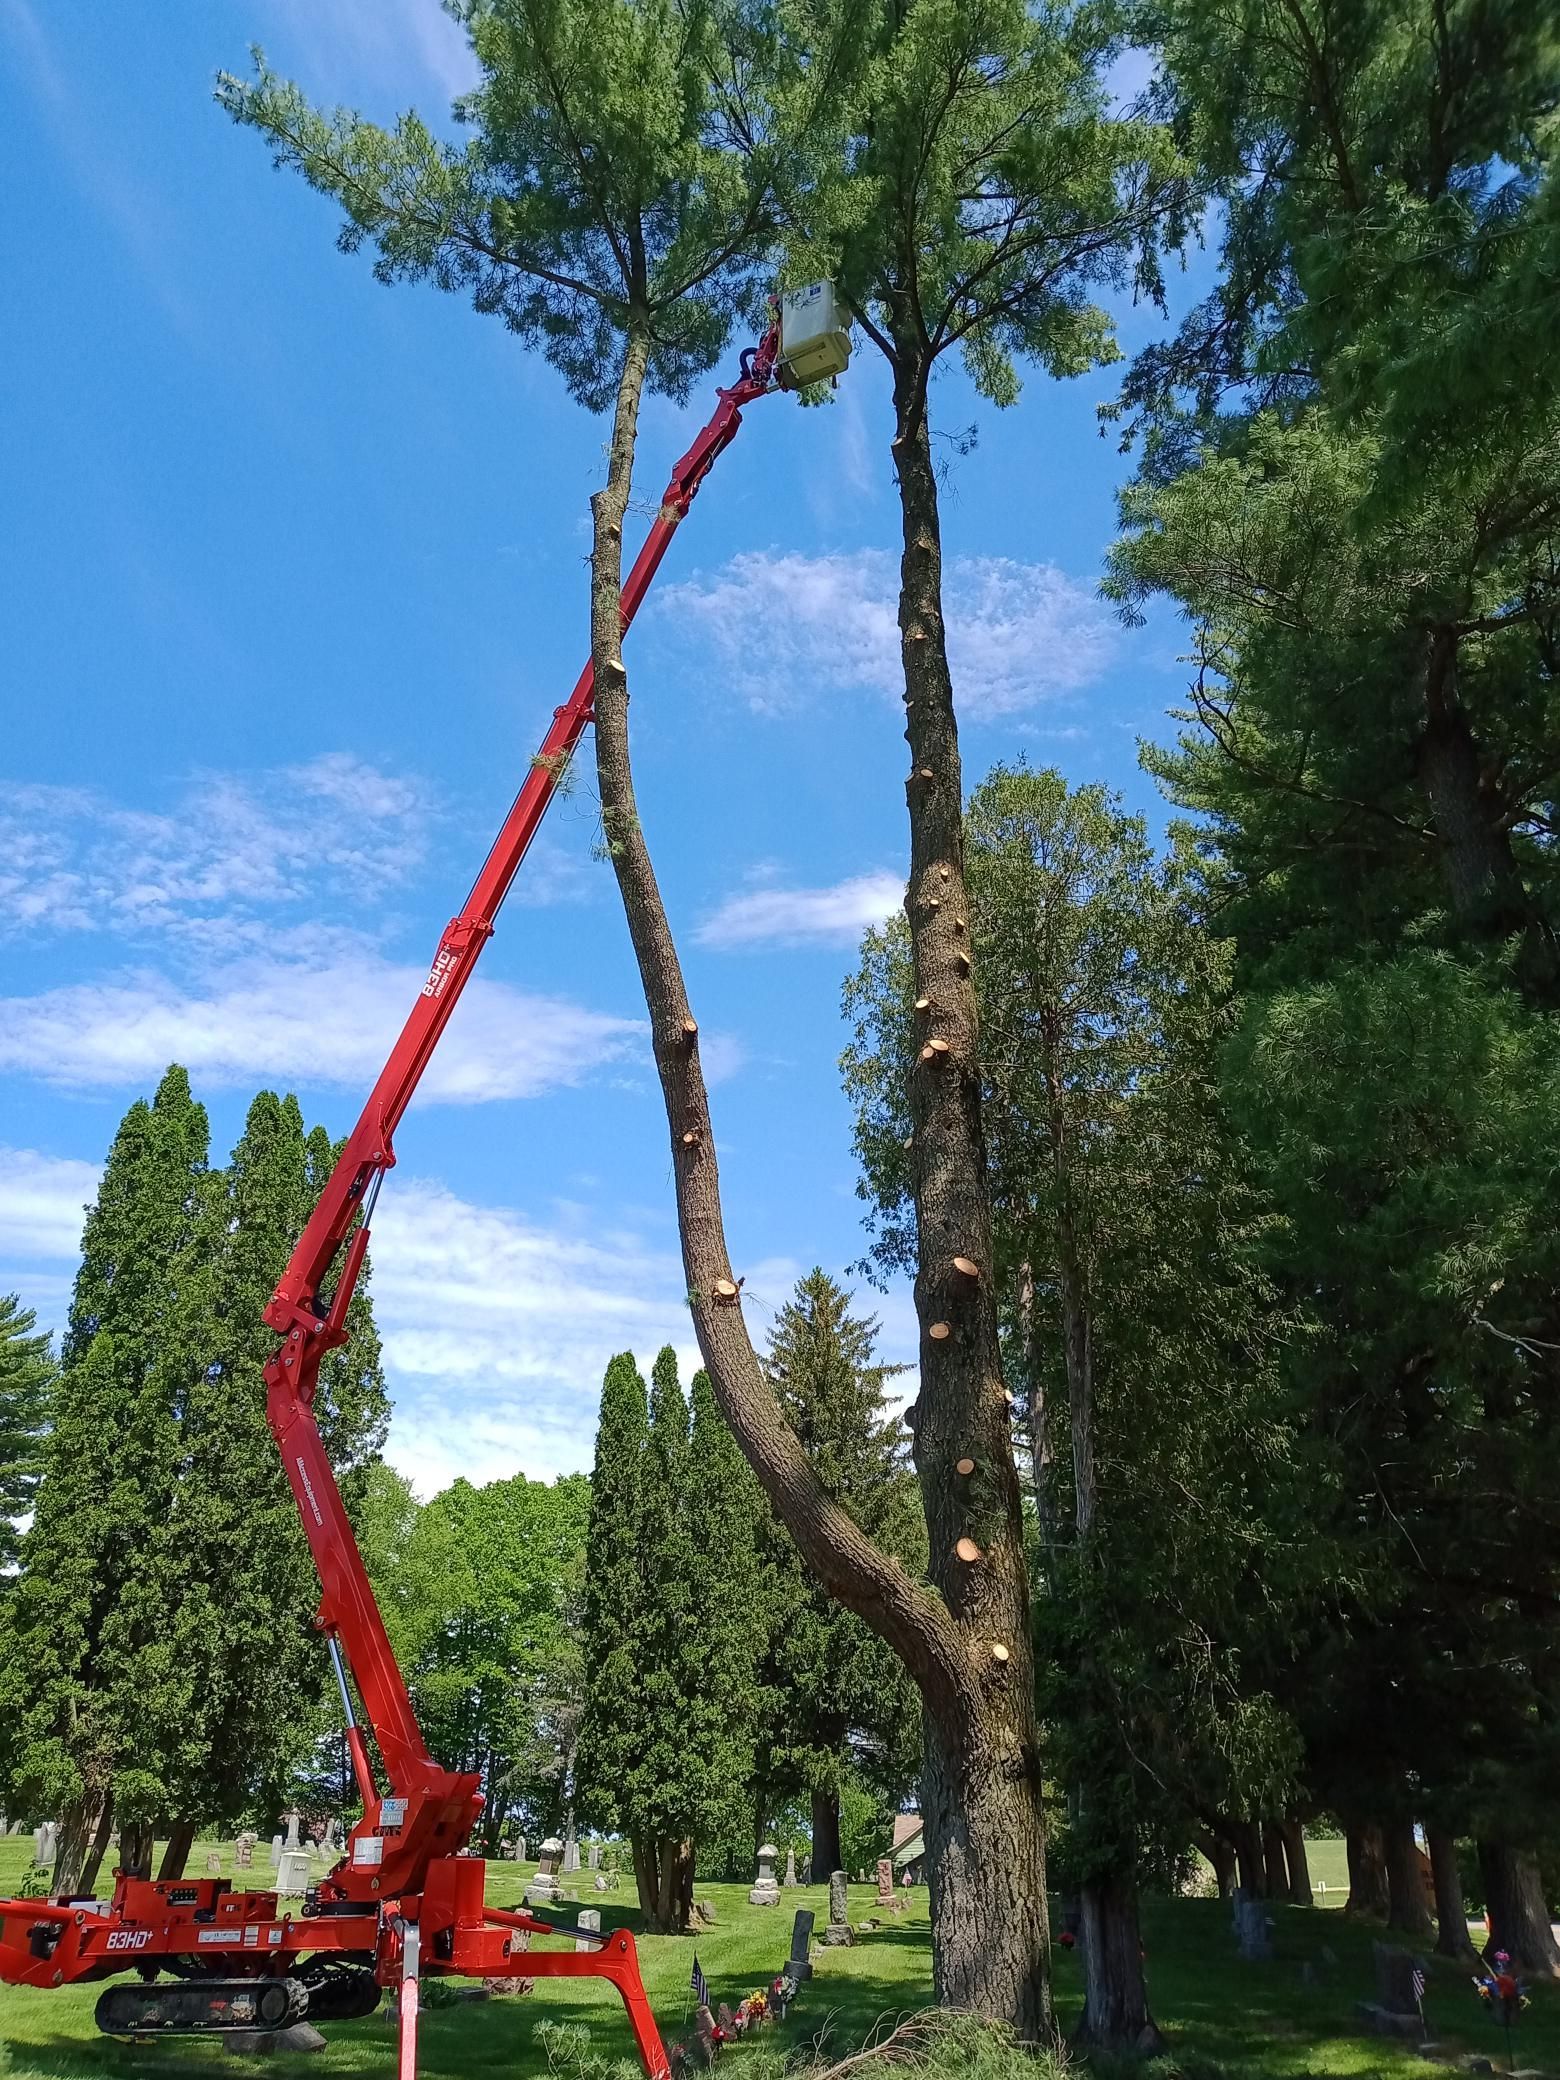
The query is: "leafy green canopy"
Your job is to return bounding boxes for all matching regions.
[574,1347,761,1877]
[362,1464,590,1846]
[782,0,1189,410]
[219,0,783,407]
[0,1073,389,1838]
[755,1271,921,1839]
[843,766,1301,1872]
[0,1296,54,1579]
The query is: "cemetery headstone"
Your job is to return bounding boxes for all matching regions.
[800,1854,812,1885]
[822,1870,853,1946]
[875,1857,902,1911]
[717,2004,737,2034]
[588,1842,600,1870]
[594,1874,609,1892]
[276,1849,311,1896]
[1357,1943,1429,2038]
[526,1837,564,1905]
[1233,1892,1273,1961]
[206,1852,224,1875]
[515,1834,526,1864]
[563,1834,581,1873]
[749,1842,781,1907]
[575,1907,602,1953]
[34,1821,57,1870]
[283,1810,302,1851]
[270,1833,284,1868]
[787,1907,815,1982]
[783,1847,798,1888]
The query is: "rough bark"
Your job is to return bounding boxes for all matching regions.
[1075,1868,1161,2052]
[1194,1827,1238,1898]
[78,1796,115,1897]
[1279,1820,1313,1906]
[117,1821,153,1880]
[1263,1823,1289,1905]
[1427,1828,1475,1959]
[1231,1819,1266,1898]
[1478,1840,1560,1978]
[587,326,1050,2038]
[158,1819,198,1883]
[1345,1822,1389,1919]
[1383,1817,1434,1938]
[52,1793,106,1897]
[810,1786,842,1880]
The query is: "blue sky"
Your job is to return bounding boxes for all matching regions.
[0,0,1204,1495]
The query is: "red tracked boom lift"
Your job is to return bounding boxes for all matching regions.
[0,291,851,2073]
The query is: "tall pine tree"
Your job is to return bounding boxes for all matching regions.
[756,1272,920,1876]
[575,1346,761,1929]
[0,1067,210,1890]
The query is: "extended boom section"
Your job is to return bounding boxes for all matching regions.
[0,312,796,2077]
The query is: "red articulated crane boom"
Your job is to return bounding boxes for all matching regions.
[0,289,852,2073]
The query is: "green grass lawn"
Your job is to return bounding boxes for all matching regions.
[1,1834,1552,2080]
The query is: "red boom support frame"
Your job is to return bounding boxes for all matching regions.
[0,319,783,2074]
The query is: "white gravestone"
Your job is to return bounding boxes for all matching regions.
[575,1908,602,1953]
[749,1842,781,1907]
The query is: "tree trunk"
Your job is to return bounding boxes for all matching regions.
[78,1795,115,1896]
[1231,1819,1265,1898]
[117,1821,153,1880]
[1279,1821,1313,1906]
[1418,628,1559,994]
[1477,1840,1560,1978]
[586,327,1051,2037]
[158,1819,198,1883]
[1428,1829,1475,1959]
[1345,1822,1389,1919]
[1383,1817,1434,1938]
[1075,1864,1161,2052]
[1194,1828,1238,1898]
[1263,1823,1289,1904]
[53,1793,107,1896]
[810,1786,842,1879]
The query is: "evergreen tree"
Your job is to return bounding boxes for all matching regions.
[0,1067,210,1890]
[156,1093,390,1875]
[1108,0,1560,1973]
[0,1294,54,1577]
[575,1347,762,1929]
[756,1272,920,1875]
[843,768,1298,2041]
[575,1352,650,1860]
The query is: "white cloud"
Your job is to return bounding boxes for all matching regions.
[0,955,643,1102]
[0,1148,100,1267]
[661,549,1113,718]
[253,0,481,105]
[0,1145,918,1493]
[696,870,903,951]
[0,756,429,948]
[356,1180,705,1490]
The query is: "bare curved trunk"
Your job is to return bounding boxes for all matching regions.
[1075,1866,1160,2053]
[809,1786,842,1880]
[1279,1821,1313,1906]
[1428,1828,1475,1959]
[1345,1821,1389,1919]
[158,1819,198,1883]
[53,1792,111,1897]
[1383,1817,1434,1938]
[586,327,1049,2037]
[1478,1840,1560,1978]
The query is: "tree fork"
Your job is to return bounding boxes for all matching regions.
[588,331,1047,2035]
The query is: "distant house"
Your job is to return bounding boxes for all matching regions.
[891,1812,924,1882]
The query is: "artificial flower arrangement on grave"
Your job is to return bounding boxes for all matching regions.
[1474,1950,1530,2023]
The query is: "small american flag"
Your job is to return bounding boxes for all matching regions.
[691,1956,709,2009]
[1413,1968,1427,2004]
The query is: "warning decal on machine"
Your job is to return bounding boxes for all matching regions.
[353,1836,385,1867]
